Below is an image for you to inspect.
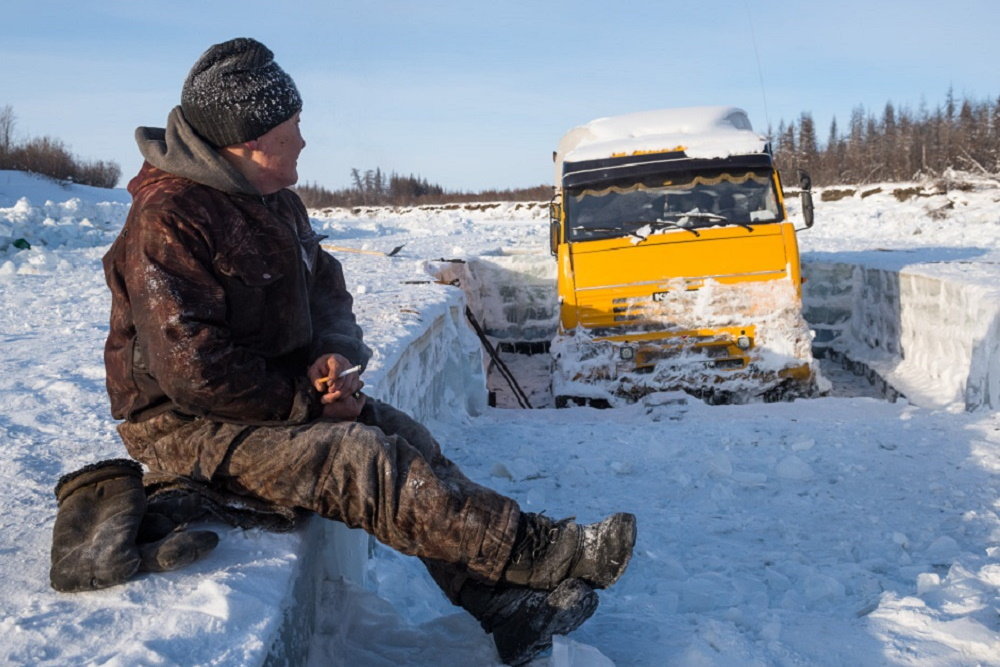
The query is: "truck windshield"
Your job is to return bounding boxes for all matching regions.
[565,169,782,242]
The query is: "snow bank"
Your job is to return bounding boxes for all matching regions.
[0,170,130,261]
[0,170,132,209]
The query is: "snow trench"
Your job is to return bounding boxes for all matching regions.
[433,253,1000,411]
[801,262,1000,410]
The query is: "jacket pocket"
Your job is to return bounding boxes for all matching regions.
[215,252,284,343]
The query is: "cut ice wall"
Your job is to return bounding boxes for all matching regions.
[266,297,487,665]
[373,303,489,420]
[802,262,1000,410]
[432,254,559,341]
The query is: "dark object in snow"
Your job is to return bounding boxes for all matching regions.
[12,238,30,250]
[50,459,218,592]
[460,578,598,666]
[321,242,405,257]
[504,511,637,590]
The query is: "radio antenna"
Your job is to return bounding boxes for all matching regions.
[744,1,771,136]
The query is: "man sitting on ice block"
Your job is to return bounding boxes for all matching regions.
[49,37,636,666]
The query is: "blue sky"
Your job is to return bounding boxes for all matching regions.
[3,1,999,191]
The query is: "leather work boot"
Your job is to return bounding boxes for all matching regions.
[503,512,637,591]
[459,578,599,666]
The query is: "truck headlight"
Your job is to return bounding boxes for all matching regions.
[619,346,635,361]
[736,336,752,350]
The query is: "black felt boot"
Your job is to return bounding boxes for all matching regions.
[459,578,598,665]
[50,459,218,592]
[50,459,147,592]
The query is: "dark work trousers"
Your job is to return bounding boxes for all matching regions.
[118,398,520,589]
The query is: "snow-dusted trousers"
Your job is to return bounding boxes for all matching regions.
[116,399,520,585]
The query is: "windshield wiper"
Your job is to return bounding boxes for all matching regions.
[574,217,738,241]
[575,220,702,239]
[571,224,653,241]
[647,219,701,237]
[660,212,754,233]
[573,225,627,236]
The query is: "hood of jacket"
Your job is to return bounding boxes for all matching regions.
[134,106,260,196]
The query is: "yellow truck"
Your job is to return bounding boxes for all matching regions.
[549,106,818,406]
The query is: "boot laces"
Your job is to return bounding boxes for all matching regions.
[511,514,574,566]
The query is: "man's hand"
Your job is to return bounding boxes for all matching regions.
[320,393,366,421]
[308,353,366,421]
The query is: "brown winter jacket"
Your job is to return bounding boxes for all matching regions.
[103,107,371,426]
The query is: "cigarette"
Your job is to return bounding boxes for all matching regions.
[338,364,362,378]
[317,364,363,386]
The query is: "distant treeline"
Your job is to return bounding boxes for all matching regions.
[295,167,552,208]
[308,90,1000,207]
[0,105,121,189]
[772,88,1000,186]
[5,89,1000,196]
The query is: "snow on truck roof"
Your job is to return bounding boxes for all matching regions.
[554,106,769,182]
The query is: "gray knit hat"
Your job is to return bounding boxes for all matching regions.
[181,37,302,148]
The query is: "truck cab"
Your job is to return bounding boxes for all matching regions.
[550,106,818,405]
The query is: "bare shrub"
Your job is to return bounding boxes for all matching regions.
[820,189,856,202]
[0,105,122,188]
[891,187,931,201]
[9,136,77,181]
[75,160,122,189]
[0,105,14,155]
[295,171,551,208]
[934,176,975,192]
[926,201,954,219]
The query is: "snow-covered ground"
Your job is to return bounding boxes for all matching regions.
[2,168,1000,665]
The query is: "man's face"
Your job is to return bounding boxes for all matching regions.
[251,112,306,193]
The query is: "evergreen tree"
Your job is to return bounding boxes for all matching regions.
[770,89,1000,184]
[798,112,818,171]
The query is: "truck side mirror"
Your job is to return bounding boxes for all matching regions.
[549,199,562,255]
[798,169,815,229]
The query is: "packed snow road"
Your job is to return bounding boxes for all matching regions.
[352,393,1000,665]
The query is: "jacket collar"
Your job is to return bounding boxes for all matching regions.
[134,106,261,197]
